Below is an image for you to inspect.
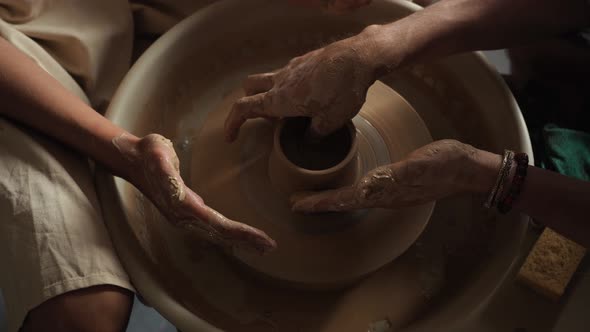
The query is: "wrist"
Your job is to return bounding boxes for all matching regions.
[354,18,437,77]
[467,148,503,195]
[354,4,478,77]
[111,132,142,182]
[353,24,403,78]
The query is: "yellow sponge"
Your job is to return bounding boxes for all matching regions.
[517,228,586,300]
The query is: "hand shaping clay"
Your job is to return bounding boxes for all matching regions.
[190,81,434,288]
[98,1,532,330]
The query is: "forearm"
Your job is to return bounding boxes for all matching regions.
[355,0,590,74]
[514,167,590,247]
[0,37,138,180]
[472,149,590,248]
[0,39,278,252]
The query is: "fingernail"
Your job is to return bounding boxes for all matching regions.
[257,239,277,255]
[289,193,304,205]
[291,200,312,214]
[290,200,302,211]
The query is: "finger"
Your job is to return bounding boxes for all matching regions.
[290,186,364,213]
[220,217,278,254]
[182,190,277,254]
[224,93,271,142]
[307,115,345,139]
[243,73,275,96]
[200,204,277,254]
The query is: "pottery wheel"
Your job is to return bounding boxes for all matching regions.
[190,81,434,287]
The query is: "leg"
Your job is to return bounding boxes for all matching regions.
[21,285,133,332]
[0,120,135,332]
[0,18,135,332]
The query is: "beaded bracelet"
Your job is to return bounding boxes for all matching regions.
[492,150,515,208]
[484,150,514,209]
[497,152,529,214]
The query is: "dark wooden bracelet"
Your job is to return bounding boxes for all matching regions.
[497,152,529,214]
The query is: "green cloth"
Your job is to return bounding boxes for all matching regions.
[507,76,590,177]
[543,124,590,181]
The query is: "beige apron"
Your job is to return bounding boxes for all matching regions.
[0,1,214,331]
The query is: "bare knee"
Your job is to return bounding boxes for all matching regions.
[21,285,133,332]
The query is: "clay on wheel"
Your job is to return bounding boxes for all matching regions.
[279,117,353,171]
[190,81,434,288]
[268,118,359,194]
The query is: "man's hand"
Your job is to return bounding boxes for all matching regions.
[224,35,379,141]
[291,140,501,212]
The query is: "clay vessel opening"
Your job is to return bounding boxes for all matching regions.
[279,117,353,171]
[269,117,358,194]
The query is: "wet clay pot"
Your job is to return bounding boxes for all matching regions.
[268,118,359,194]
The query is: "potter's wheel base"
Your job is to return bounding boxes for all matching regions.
[101,1,531,330]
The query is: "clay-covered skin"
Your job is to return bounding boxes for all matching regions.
[113,133,277,254]
[291,140,502,212]
[224,36,378,141]
[228,0,590,143]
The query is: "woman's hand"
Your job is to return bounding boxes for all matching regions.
[291,140,501,212]
[288,0,372,13]
[114,133,277,254]
[0,37,276,255]
[224,33,379,141]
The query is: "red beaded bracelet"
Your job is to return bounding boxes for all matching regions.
[497,152,529,214]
